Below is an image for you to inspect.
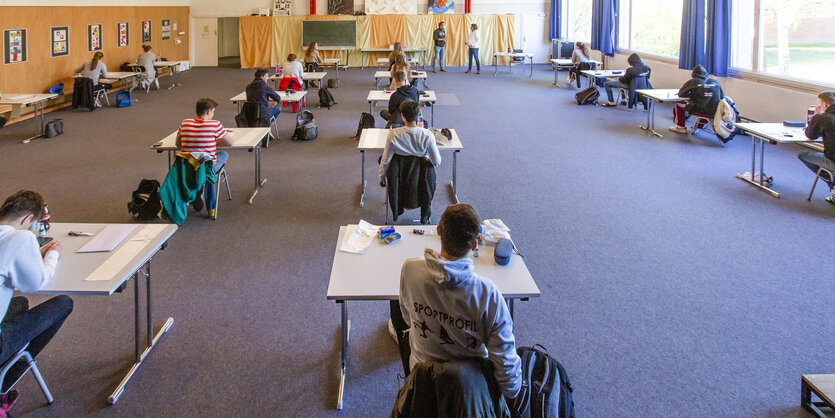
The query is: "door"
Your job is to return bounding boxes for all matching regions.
[191,17,218,67]
[521,13,549,63]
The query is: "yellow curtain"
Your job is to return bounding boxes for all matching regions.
[493,14,516,66]
[434,15,468,67]
[270,16,306,68]
[466,15,493,68]
[239,16,274,69]
[340,15,365,67]
[403,15,435,68]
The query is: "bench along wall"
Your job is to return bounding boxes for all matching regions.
[0,6,189,95]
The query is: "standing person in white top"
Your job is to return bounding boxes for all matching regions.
[282,54,305,89]
[0,191,73,414]
[378,100,441,186]
[466,23,481,74]
[75,51,110,91]
[136,45,157,89]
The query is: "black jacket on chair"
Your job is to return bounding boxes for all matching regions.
[236,102,271,128]
[386,154,436,224]
[72,77,95,111]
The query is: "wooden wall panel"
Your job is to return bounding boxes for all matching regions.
[0,6,189,94]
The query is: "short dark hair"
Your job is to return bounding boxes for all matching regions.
[0,190,45,221]
[471,23,478,30]
[819,91,835,107]
[439,204,480,258]
[142,44,152,52]
[399,100,419,122]
[439,22,445,28]
[254,68,269,79]
[287,53,296,61]
[393,70,407,83]
[195,98,218,116]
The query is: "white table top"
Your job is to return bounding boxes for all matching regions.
[270,72,327,81]
[153,60,189,68]
[322,58,341,64]
[317,46,355,51]
[494,52,532,58]
[365,47,425,52]
[231,90,307,103]
[636,89,688,102]
[581,69,625,78]
[327,225,540,300]
[74,72,137,80]
[151,127,271,151]
[374,71,428,79]
[550,58,603,66]
[35,223,177,296]
[733,123,819,144]
[367,90,436,103]
[377,57,420,64]
[0,94,57,105]
[358,128,463,151]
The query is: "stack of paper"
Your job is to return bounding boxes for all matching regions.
[340,220,379,254]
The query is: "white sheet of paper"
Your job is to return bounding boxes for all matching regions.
[84,224,166,281]
[77,225,138,253]
[339,220,379,254]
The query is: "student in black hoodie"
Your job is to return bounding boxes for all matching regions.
[601,53,651,107]
[669,65,724,134]
[381,70,419,128]
[797,91,835,204]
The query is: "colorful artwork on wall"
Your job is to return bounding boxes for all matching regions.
[429,0,454,14]
[51,26,69,58]
[88,24,102,51]
[328,0,352,15]
[3,29,27,64]
[142,21,152,43]
[118,22,129,47]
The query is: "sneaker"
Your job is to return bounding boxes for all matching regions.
[465,69,471,73]
[476,71,480,74]
[826,194,835,205]
[192,193,204,213]
[387,319,398,344]
[440,68,446,72]
[432,69,437,73]
[1,390,19,412]
[601,102,616,107]
[669,126,688,134]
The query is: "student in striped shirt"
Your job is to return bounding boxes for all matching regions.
[176,98,231,214]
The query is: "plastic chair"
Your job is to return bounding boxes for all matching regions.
[687,113,714,141]
[93,86,110,107]
[0,343,53,405]
[807,167,834,201]
[210,166,232,221]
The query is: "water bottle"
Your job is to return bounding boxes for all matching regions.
[417,109,424,128]
[808,106,816,125]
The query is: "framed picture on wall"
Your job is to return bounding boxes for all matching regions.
[173,21,178,31]
[88,24,102,51]
[117,22,129,47]
[142,21,152,43]
[3,29,27,65]
[161,19,170,41]
[50,26,69,58]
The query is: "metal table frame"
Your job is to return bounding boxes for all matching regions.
[359,147,459,208]
[492,53,534,78]
[368,98,435,127]
[21,99,50,144]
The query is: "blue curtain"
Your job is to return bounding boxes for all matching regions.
[550,0,562,40]
[591,0,618,56]
[705,0,731,77]
[678,0,705,70]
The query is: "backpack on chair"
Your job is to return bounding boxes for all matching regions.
[510,345,576,418]
[291,110,318,141]
[318,87,336,109]
[127,179,162,221]
[355,112,375,138]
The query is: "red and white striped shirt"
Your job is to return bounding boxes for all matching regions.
[178,118,227,162]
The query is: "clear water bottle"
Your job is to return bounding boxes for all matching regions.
[38,205,50,237]
[417,109,425,128]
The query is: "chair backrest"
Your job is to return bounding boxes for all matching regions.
[239,102,270,128]
[628,75,651,108]
[277,77,302,91]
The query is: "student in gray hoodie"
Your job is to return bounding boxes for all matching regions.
[390,204,522,400]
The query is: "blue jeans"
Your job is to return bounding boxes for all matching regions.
[468,48,480,71]
[205,151,229,212]
[432,46,445,70]
[604,80,629,103]
[798,150,835,188]
[0,296,73,391]
[266,106,281,120]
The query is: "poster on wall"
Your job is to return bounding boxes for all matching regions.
[50,26,69,58]
[328,0,352,14]
[142,21,151,43]
[117,22,129,47]
[88,24,102,51]
[428,0,454,14]
[366,0,416,14]
[3,29,27,65]
[161,20,171,40]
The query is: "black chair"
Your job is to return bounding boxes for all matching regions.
[235,102,278,147]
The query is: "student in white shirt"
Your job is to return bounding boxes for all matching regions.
[378,100,441,186]
[282,54,305,88]
[0,191,73,414]
[466,23,481,74]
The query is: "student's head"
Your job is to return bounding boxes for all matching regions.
[394,53,407,67]
[818,91,835,112]
[691,64,708,79]
[0,190,45,229]
[392,70,407,87]
[254,68,269,80]
[438,22,445,29]
[306,42,318,56]
[471,23,478,31]
[91,51,104,68]
[393,42,402,53]
[575,42,590,57]
[142,45,152,52]
[437,204,480,259]
[287,53,296,62]
[399,99,419,123]
[195,98,218,119]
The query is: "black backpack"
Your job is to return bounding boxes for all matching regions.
[44,119,63,138]
[127,179,162,221]
[575,86,599,105]
[291,110,318,141]
[318,87,336,109]
[511,345,575,418]
[355,112,375,138]
[119,62,133,72]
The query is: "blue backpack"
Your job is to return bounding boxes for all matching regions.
[116,91,132,107]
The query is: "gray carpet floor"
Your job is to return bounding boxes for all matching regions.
[0,64,832,417]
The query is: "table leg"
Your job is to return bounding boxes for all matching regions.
[336,301,351,410]
[22,101,47,144]
[493,55,498,77]
[361,51,365,70]
[508,298,515,319]
[448,150,459,204]
[369,101,373,115]
[529,57,533,78]
[248,144,267,204]
[735,135,780,198]
[430,104,435,128]
[108,261,174,404]
[639,99,663,139]
[553,65,559,86]
[360,150,367,208]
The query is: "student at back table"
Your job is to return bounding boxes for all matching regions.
[246,68,282,120]
[381,71,419,128]
[669,65,724,134]
[601,53,650,107]
[75,52,111,92]
[136,45,157,89]
[797,91,835,205]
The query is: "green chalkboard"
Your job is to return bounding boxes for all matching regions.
[301,21,357,49]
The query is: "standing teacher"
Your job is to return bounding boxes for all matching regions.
[466,23,480,74]
[432,22,446,73]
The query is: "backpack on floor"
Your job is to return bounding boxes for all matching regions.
[328,78,339,89]
[128,179,162,221]
[510,345,576,418]
[116,91,132,107]
[355,112,375,138]
[44,119,63,138]
[575,86,599,106]
[291,110,318,141]
[318,87,336,109]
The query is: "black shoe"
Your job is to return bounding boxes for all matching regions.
[192,194,204,213]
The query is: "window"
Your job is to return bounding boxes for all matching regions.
[565,0,593,42]
[618,0,684,58]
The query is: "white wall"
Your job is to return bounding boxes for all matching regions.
[608,53,820,122]
[1,0,187,5]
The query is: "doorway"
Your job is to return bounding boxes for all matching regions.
[217,17,240,68]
